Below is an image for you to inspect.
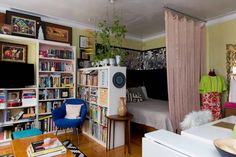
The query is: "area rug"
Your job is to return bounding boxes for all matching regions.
[63,140,87,157]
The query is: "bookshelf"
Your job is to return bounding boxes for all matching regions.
[37,41,76,133]
[0,88,37,144]
[0,34,76,145]
[77,66,126,148]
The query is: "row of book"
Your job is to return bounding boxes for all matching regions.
[39,101,62,114]
[78,87,90,102]
[38,115,56,133]
[89,120,107,143]
[39,61,73,72]
[13,121,35,131]
[39,89,73,100]
[39,49,73,59]
[39,74,73,88]
[4,107,36,122]
[0,129,11,141]
[90,104,107,126]
[79,70,98,86]
[27,137,66,157]
[22,90,36,99]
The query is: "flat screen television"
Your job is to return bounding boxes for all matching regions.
[0,61,35,88]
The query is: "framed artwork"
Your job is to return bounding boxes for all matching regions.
[5,11,41,38]
[60,89,69,98]
[0,42,27,63]
[79,35,88,48]
[43,22,72,45]
[80,49,90,60]
[8,91,20,101]
[77,59,90,69]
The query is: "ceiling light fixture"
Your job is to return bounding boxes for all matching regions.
[110,0,114,4]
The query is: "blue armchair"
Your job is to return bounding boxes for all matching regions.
[52,99,87,136]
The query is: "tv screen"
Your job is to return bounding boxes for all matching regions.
[0,61,34,88]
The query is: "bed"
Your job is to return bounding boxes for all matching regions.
[126,69,173,132]
[127,98,173,131]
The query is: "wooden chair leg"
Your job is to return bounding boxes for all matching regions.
[76,127,79,144]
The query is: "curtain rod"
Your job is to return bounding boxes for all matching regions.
[164,7,206,22]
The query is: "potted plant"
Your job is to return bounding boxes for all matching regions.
[94,17,127,66]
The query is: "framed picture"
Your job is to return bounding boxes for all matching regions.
[8,91,20,101]
[80,49,90,60]
[78,59,91,69]
[43,22,72,45]
[79,35,88,48]
[5,11,41,38]
[0,42,27,63]
[60,89,69,98]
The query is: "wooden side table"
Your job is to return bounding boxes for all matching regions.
[106,113,133,154]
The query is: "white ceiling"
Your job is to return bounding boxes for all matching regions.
[0,0,236,39]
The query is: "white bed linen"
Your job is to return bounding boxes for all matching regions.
[127,98,173,131]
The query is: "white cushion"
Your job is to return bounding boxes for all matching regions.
[65,104,82,119]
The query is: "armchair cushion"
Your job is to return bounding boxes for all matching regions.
[54,118,83,129]
[65,104,82,119]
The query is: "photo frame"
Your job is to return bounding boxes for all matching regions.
[60,89,69,98]
[78,59,90,69]
[79,35,88,48]
[43,22,72,45]
[5,11,41,38]
[80,49,90,60]
[0,42,27,63]
[8,91,20,101]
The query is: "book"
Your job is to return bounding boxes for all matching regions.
[15,111,24,120]
[27,145,66,157]
[27,137,66,157]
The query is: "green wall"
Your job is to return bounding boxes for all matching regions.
[72,27,143,59]
[143,36,166,50]
[206,19,236,77]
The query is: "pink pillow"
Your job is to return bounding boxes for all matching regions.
[65,104,82,119]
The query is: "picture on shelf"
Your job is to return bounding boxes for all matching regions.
[0,42,27,63]
[6,10,41,38]
[8,91,20,101]
[60,89,69,98]
[80,49,90,60]
[43,22,72,45]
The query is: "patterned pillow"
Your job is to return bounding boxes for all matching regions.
[127,87,144,102]
[65,104,82,119]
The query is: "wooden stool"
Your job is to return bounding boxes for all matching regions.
[106,113,133,154]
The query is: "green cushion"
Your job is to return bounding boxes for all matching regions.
[12,128,42,139]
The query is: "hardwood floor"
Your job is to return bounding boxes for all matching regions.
[0,131,142,157]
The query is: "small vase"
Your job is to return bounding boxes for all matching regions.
[109,58,115,66]
[115,55,121,66]
[103,58,108,66]
[118,97,127,116]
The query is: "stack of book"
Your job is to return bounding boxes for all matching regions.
[27,137,66,157]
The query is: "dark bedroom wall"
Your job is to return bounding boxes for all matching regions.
[127,69,168,101]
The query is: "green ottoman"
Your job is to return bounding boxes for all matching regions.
[12,128,42,139]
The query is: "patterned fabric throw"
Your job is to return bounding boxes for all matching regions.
[63,140,86,157]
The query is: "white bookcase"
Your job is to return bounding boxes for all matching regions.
[36,40,76,133]
[0,88,37,144]
[77,66,126,148]
[0,34,76,145]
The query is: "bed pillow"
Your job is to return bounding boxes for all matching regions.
[65,104,82,119]
[141,86,149,100]
[127,87,145,102]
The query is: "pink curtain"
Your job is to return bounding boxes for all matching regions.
[165,10,206,131]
